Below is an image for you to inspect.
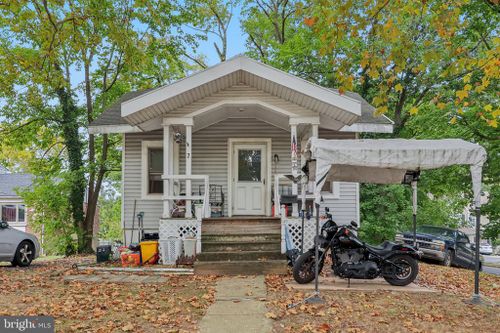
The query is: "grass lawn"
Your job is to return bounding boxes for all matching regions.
[0,256,216,332]
[265,263,500,333]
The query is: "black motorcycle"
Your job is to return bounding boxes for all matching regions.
[293,208,421,286]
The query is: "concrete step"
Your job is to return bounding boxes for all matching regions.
[194,260,288,275]
[202,217,281,224]
[202,240,281,252]
[202,223,281,234]
[202,233,281,242]
[197,250,285,262]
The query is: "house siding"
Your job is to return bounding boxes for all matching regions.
[168,84,317,118]
[122,119,358,237]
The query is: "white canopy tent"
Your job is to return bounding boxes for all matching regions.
[303,138,487,301]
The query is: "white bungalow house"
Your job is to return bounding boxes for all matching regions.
[89,55,392,273]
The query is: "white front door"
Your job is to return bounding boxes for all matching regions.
[232,143,267,215]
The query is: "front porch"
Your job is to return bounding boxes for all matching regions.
[159,115,320,221]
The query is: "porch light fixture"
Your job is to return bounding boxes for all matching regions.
[173,129,184,144]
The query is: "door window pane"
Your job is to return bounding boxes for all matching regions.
[238,149,261,181]
[18,205,25,222]
[149,148,163,194]
[1,205,16,222]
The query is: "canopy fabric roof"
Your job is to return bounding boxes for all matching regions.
[305,138,487,206]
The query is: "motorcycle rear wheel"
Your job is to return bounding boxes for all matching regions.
[383,254,419,286]
[293,251,324,284]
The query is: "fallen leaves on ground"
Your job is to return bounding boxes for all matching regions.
[265,263,500,333]
[417,263,499,300]
[0,256,217,332]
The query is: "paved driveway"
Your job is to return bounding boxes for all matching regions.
[483,255,500,276]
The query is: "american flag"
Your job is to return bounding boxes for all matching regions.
[291,135,297,157]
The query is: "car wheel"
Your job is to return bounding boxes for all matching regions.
[442,250,453,267]
[13,241,35,267]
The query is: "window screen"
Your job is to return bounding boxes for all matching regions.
[148,148,163,194]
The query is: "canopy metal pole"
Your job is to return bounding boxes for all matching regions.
[305,202,324,304]
[473,207,481,300]
[411,181,418,247]
[301,182,307,254]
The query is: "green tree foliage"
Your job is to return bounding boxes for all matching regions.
[359,184,463,245]
[20,176,77,255]
[241,0,499,241]
[98,196,122,241]
[0,0,195,252]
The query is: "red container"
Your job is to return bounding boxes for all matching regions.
[121,252,141,267]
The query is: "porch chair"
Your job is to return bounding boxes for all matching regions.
[199,184,225,217]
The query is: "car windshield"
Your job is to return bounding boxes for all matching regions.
[416,226,455,239]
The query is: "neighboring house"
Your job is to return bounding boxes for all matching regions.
[460,192,491,243]
[0,173,32,232]
[89,55,393,248]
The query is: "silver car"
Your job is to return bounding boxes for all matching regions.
[0,220,40,266]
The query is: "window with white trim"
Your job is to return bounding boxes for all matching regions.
[321,181,341,199]
[141,141,179,199]
[0,203,26,223]
[148,148,163,194]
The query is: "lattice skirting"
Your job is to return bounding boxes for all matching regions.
[281,217,326,253]
[159,218,202,254]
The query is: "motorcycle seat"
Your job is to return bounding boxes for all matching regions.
[365,241,396,256]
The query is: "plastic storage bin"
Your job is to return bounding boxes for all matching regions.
[140,240,159,264]
[159,237,182,264]
[183,237,197,257]
[96,245,112,263]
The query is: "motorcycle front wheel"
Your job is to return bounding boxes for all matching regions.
[383,254,419,286]
[292,250,324,284]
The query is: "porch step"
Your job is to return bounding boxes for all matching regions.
[201,233,280,242]
[197,250,285,262]
[202,222,280,234]
[202,217,281,224]
[202,240,281,252]
[194,260,288,275]
[196,217,285,274]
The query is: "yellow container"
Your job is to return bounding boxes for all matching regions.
[140,241,159,264]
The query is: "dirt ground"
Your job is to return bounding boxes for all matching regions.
[265,263,500,333]
[0,257,217,332]
[1,258,499,333]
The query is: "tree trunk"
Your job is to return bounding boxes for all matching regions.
[56,87,88,252]
[83,134,109,251]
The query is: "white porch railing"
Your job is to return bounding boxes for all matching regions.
[162,174,210,219]
[281,215,326,254]
[159,218,202,253]
[274,174,315,217]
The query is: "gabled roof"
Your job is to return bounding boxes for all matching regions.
[120,55,363,126]
[0,173,33,198]
[89,55,393,134]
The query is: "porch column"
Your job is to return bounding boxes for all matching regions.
[311,124,318,217]
[163,124,171,218]
[312,124,318,138]
[290,124,299,217]
[185,124,193,218]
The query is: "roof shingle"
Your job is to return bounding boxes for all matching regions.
[0,173,33,198]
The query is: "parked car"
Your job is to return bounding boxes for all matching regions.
[395,225,481,270]
[0,220,40,266]
[479,242,493,255]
